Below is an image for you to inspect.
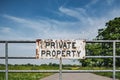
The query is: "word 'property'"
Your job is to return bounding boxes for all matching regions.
[36,39,86,59]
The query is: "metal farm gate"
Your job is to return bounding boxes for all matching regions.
[0,40,120,80]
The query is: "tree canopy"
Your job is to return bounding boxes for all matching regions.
[81,17,120,67]
[97,17,120,40]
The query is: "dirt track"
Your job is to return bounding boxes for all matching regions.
[41,73,113,80]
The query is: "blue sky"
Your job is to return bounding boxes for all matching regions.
[0,0,120,40]
[0,0,120,64]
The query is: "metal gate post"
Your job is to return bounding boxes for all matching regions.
[113,41,116,80]
[5,41,8,80]
[59,57,62,80]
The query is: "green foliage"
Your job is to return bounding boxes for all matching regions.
[95,72,120,79]
[81,17,120,67]
[8,73,51,80]
[95,72,113,78]
[97,17,120,67]
[0,73,5,80]
[81,43,106,67]
[0,64,58,80]
[97,17,120,40]
[0,64,120,79]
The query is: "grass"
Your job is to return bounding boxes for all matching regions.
[0,64,59,80]
[0,64,120,80]
[95,72,120,80]
[63,66,120,80]
[0,73,52,80]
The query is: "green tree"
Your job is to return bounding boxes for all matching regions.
[97,17,120,40]
[97,17,120,66]
[81,17,120,67]
[81,43,104,67]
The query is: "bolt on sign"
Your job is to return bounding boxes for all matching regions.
[36,39,86,59]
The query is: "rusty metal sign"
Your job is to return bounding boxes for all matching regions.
[36,39,86,59]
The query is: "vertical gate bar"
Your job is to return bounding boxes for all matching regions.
[113,41,116,80]
[59,57,62,80]
[5,41,8,80]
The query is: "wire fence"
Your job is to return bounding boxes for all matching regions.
[0,40,120,80]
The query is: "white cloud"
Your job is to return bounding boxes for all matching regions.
[0,27,11,33]
[59,7,103,35]
[59,7,87,21]
[85,0,99,8]
[2,5,120,40]
[108,9,120,18]
[106,0,114,5]
[1,15,97,40]
[3,14,27,23]
[2,14,84,39]
[3,14,47,31]
[59,6,120,40]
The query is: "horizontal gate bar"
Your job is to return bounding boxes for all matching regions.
[0,56,120,59]
[0,70,120,73]
[0,40,35,43]
[0,57,36,59]
[86,56,120,58]
[1,40,120,43]
[86,40,120,43]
